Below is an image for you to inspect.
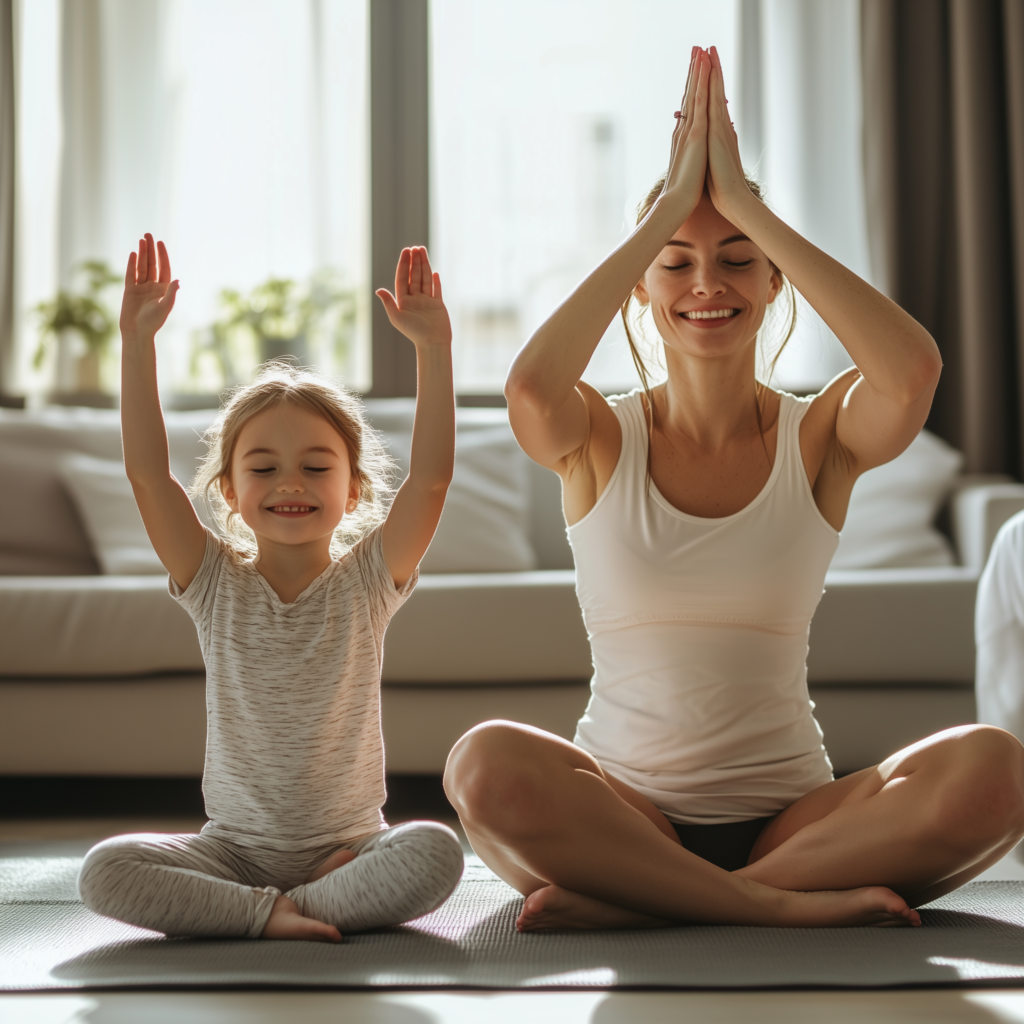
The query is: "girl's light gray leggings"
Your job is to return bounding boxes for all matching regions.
[78,820,464,939]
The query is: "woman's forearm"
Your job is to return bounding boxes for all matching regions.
[725,194,942,403]
[507,194,694,411]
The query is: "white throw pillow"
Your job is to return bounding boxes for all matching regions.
[374,405,537,574]
[831,429,964,569]
[59,454,166,575]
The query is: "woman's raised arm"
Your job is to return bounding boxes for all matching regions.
[704,48,942,483]
[505,49,712,472]
[120,234,206,591]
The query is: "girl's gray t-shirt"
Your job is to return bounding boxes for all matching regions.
[171,524,416,849]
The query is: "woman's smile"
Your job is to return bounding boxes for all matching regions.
[679,306,741,327]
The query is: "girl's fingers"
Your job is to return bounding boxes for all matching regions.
[432,271,442,302]
[418,247,432,294]
[158,279,180,310]
[157,240,172,284]
[136,238,149,282]
[375,287,399,318]
[395,248,412,298]
[144,233,158,282]
[125,251,137,287]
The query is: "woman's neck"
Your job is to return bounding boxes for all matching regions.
[655,349,766,450]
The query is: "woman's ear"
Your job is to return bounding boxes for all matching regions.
[634,278,651,306]
[220,475,239,513]
[766,265,783,305]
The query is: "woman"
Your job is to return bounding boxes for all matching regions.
[444,48,1024,931]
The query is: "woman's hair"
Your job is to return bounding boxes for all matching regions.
[621,175,798,441]
[189,363,395,559]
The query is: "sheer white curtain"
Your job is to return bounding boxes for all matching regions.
[13,0,369,400]
[736,0,869,390]
[431,0,870,396]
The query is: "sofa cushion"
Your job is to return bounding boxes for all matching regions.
[0,566,978,685]
[60,454,166,575]
[0,408,214,575]
[832,429,963,569]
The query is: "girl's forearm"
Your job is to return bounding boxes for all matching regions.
[726,195,941,402]
[508,194,694,409]
[407,344,455,491]
[120,331,173,487]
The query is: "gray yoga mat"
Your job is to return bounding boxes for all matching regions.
[2,856,1024,991]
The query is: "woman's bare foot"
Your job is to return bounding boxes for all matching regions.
[261,895,342,942]
[305,847,357,884]
[517,883,920,932]
[517,885,671,932]
[783,886,921,928]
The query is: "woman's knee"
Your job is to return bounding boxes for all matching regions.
[443,720,562,833]
[920,726,1024,844]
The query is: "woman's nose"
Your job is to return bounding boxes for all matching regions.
[692,266,727,297]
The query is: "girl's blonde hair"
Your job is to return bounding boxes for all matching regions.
[621,176,798,443]
[190,363,395,558]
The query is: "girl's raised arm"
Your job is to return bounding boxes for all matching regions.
[120,234,206,591]
[704,47,942,506]
[376,247,455,589]
[504,48,712,473]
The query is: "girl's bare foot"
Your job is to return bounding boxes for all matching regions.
[517,885,671,932]
[261,894,342,942]
[305,847,357,884]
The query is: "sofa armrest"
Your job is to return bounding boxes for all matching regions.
[952,480,1024,572]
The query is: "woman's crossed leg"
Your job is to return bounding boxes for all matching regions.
[443,720,944,931]
[738,724,1024,905]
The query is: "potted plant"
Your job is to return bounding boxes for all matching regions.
[33,260,121,408]
[181,271,358,404]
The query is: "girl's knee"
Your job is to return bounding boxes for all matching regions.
[78,835,144,913]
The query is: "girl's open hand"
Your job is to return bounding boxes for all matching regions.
[376,247,452,348]
[661,47,710,216]
[706,46,752,218]
[120,234,179,340]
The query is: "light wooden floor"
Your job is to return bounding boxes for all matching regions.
[2,819,1023,1024]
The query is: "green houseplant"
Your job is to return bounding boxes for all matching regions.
[34,260,121,406]
[186,271,358,398]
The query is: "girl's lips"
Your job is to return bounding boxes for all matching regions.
[267,506,317,518]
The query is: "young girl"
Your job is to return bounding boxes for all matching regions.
[78,236,464,942]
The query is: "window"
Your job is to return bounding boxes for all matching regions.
[11,0,869,401]
[15,0,369,401]
[431,0,738,395]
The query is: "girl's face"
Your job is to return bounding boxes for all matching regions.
[635,191,781,366]
[221,403,359,551]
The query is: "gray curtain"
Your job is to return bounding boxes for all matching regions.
[862,0,1024,476]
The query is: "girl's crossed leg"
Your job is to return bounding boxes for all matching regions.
[443,720,1024,931]
[78,821,464,941]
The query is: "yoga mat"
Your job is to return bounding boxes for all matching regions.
[2,856,1024,991]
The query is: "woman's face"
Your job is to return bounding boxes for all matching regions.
[635,191,781,366]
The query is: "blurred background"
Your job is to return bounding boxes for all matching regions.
[2,0,870,409]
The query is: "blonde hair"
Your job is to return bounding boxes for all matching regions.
[190,363,395,559]
[621,176,797,443]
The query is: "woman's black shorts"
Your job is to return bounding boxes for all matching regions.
[671,816,775,872]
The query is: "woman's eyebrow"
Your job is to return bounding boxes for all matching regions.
[664,234,753,249]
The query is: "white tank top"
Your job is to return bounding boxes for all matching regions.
[570,389,838,824]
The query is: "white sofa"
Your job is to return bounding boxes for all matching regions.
[2,403,1023,779]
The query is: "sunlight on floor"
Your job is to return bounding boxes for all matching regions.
[4,990,1024,1024]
